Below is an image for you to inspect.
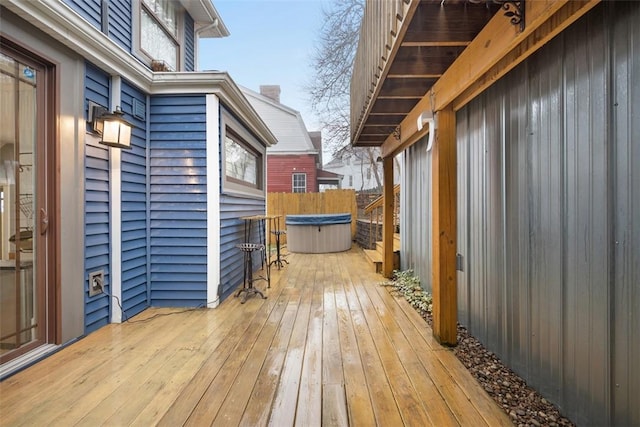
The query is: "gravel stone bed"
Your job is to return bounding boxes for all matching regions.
[419,310,575,427]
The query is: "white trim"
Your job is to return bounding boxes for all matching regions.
[206,94,221,308]
[109,77,123,323]
[2,1,275,146]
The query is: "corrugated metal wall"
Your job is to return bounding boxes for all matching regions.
[120,81,148,318]
[456,2,640,425]
[84,62,111,333]
[149,94,208,306]
[400,133,432,289]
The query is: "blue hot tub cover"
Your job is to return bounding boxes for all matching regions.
[286,213,351,226]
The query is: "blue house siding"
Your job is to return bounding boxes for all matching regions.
[84,63,111,333]
[63,0,101,31]
[184,13,195,72]
[108,0,132,51]
[149,95,208,307]
[219,195,266,301]
[120,81,148,318]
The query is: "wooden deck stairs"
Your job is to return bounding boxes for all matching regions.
[364,233,400,274]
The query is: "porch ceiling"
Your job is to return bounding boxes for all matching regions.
[352,0,499,147]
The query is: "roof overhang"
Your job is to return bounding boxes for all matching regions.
[179,0,230,38]
[351,0,602,158]
[1,0,273,146]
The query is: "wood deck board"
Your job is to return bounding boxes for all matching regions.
[0,247,509,427]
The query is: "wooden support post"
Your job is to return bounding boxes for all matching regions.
[382,156,394,278]
[431,107,457,345]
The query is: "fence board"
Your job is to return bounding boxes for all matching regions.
[267,190,358,244]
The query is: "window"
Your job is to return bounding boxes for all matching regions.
[221,108,266,198]
[138,0,180,70]
[348,175,353,187]
[225,131,258,187]
[292,173,306,193]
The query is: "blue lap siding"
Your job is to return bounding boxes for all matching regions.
[184,14,195,72]
[219,195,266,301]
[120,81,148,318]
[84,63,111,333]
[149,95,208,307]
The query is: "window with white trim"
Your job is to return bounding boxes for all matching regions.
[292,173,306,193]
[138,0,181,71]
[221,108,266,198]
[225,130,259,188]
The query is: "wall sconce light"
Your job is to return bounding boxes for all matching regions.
[417,111,435,152]
[88,101,133,149]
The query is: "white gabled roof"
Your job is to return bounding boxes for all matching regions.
[240,86,318,155]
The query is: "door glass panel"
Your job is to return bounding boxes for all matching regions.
[0,52,38,355]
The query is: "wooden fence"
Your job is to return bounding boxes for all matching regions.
[266,189,358,244]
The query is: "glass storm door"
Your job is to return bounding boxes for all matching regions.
[0,45,53,363]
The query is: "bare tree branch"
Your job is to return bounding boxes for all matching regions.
[306,0,383,189]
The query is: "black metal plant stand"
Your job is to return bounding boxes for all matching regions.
[269,230,289,270]
[235,242,267,303]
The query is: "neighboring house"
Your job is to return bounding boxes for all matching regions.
[323,146,400,191]
[241,85,341,193]
[0,0,277,375]
[351,1,639,425]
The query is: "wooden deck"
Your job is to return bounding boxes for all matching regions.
[0,247,510,426]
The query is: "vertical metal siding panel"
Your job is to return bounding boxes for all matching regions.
[456,109,470,327]
[84,63,111,333]
[504,65,531,377]
[484,84,506,355]
[468,98,487,341]
[149,95,207,306]
[527,43,565,402]
[184,13,195,72]
[63,0,101,30]
[612,2,640,425]
[563,12,610,424]
[400,134,431,291]
[109,0,132,51]
[120,81,148,318]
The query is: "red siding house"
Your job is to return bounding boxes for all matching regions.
[242,85,340,193]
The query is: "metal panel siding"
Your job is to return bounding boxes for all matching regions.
[454,2,640,424]
[120,81,148,318]
[149,95,207,306]
[63,0,101,30]
[219,195,265,301]
[400,134,431,292]
[84,63,111,333]
[108,0,132,51]
[611,3,640,425]
[184,13,195,72]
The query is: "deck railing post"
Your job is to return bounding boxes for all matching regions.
[382,156,395,277]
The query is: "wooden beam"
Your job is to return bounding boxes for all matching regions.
[382,157,395,278]
[431,107,457,346]
[401,41,471,47]
[380,0,601,158]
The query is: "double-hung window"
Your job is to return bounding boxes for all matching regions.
[139,0,180,71]
[292,173,306,193]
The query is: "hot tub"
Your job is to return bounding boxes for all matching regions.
[286,213,352,253]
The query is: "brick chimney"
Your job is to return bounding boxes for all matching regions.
[259,85,281,103]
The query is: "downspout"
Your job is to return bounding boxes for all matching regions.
[194,19,219,71]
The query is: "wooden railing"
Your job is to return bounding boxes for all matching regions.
[350,0,413,143]
[363,184,400,249]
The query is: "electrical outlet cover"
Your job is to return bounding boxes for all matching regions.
[88,270,104,297]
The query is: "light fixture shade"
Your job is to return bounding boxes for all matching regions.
[100,113,132,149]
[88,102,134,149]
